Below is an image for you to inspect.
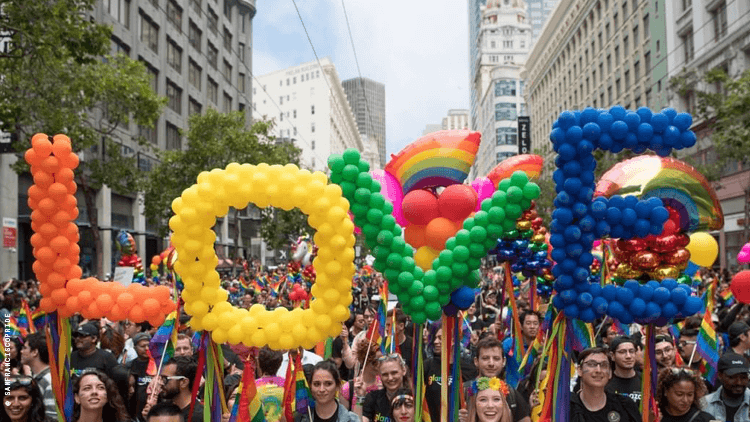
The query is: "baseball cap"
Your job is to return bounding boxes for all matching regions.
[718,353,750,376]
[132,332,151,345]
[729,322,750,340]
[73,323,99,338]
[609,336,636,352]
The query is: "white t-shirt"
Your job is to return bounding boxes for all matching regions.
[275,350,323,377]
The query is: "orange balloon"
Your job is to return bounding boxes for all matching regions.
[28,185,45,201]
[47,272,66,289]
[50,211,71,227]
[96,294,114,311]
[50,288,69,306]
[143,298,161,317]
[49,236,70,253]
[59,152,79,169]
[32,171,53,189]
[35,247,56,264]
[58,304,74,318]
[64,297,80,316]
[86,302,103,319]
[153,286,171,303]
[52,257,71,272]
[78,290,94,307]
[404,224,428,249]
[39,284,52,297]
[31,136,52,156]
[129,306,145,323]
[47,183,68,201]
[61,195,77,210]
[39,156,60,174]
[39,223,58,239]
[66,278,87,296]
[30,233,45,249]
[24,149,42,167]
[117,292,135,309]
[109,282,126,298]
[151,256,160,265]
[30,210,49,224]
[27,197,38,210]
[37,198,57,215]
[66,266,82,280]
[32,261,48,277]
[39,298,55,313]
[65,181,76,194]
[55,167,74,184]
[425,217,461,251]
[109,304,126,321]
[51,139,72,157]
[63,223,78,239]
[149,315,166,327]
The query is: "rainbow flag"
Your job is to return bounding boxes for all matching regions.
[719,288,735,306]
[17,300,34,335]
[519,326,544,379]
[149,311,179,364]
[239,275,251,290]
[294,359,312,415]
[6,315,23,336]
[568,319,595,352]
[32,309,48,332]
[697,280,719,384]
[282,353,298,422]
[505,265,524,388]
[229,358,266,422]
[378,281,388,353]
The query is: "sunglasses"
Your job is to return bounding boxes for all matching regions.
[7,376,33,386]
[159,375,187,383]
[378,354,405,365]
[670,367,696,376]
[391,395,415,410]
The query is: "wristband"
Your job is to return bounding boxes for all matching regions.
[356,396,365,406]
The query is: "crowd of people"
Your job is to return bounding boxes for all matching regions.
[0,262,748,422]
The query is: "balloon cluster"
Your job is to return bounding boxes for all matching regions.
[495,203,553,277]
[171,163,353,348]
[739,243,750,264]
[289,284,309,302]
[150,247,176,276]
[548,106,703,324]
[25,133,177,324]
[330,148,540,323]
[116,231,145,285]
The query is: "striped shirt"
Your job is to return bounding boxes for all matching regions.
[33,366,57,421]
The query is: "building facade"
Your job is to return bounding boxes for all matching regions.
[665,0,750,269]
[252,58,365,172]
[341,77,385,170]
[523,0,668,170]
[442,109,470,130]
[0,0,257,280]
[471,0,532,179]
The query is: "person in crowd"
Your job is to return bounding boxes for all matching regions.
[276,348,323,378]
[145,402,184,422]
[1,376,49,422]
[481,292,500,325]
[119,320,140,364]
[655,367,713,422]
[350,310,367,343]
[19,333,55,421]
[600,324,621,349]
[654,334,677,370]
[72,369,130,422]
[385,309,414,370]
[173,334,193,357]
[255,347,285,422]
[606,336,642,407]
[5,337,28,376]
[423,321,474,422]
[126,332,153,418]
[464,377,513,422]
[465,302,486,332]
[333,324,354,381]
[299,361,359,422]
[728,321,750,358]
[99,325,126,363]
[389,388,414,422]
[70,323,119,378]
[357,354,409,422]
[700,352,750,421]
[147,356,202,422]
[677,329,702,368]
[341,338,382,411]
[570,347,641,422]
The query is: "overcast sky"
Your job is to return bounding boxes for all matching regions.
[252,0,470,158]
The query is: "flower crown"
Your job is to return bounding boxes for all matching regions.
[468,377,510,397]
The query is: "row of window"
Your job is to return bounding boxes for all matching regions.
[280,70,322,87]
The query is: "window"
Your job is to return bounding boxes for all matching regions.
[280,113,283,122]
[142,60,158,92]
[189,21,202,52]
[682,0,691,12]
[633,25,639,45]
[139,124,157,145]
[238,42,245,63]
[643,14,649,37]
[207,42,218,69]
[111,36,130,56]
[190,0,200,14]
[208,6,218,34]
[222,60,232,82]
[607,54,611,73]
[644,51,651,74]
[504,55,514,63]
[166,123,181,150]
[599,63,604,82]
[623,36,629,57]
[188,60,201,89]
[311,105,315,115]
[223,27,232,51]
[495,80,516,96]
[166,80,182,114]
[279,96,283,105]
[496,152,516,162]
[615,46,620,66]
[607,86,612,103]
[223,92,232,113]
[598,33,603,51]
[293,127,296,135]
[311,140,315,150]
[622,1,628,16]
[207,77,218,104]
[503,40,513,48]
[682,30,694,63]
[293,110,297,118]
[495,103,517,121]
[189,97,202,115]
[712,3,727,41]
[167,0,182,30]
[613,12,618,30]
[106,0,130,28]
[491,41,496,48]
[223,0,232,19]
[624,70,630,89]
[605,23,610,39]
[238,73,245,93]
[166,39,182,73]
[645,89,652,107]
[311,122,315,133]
[520,40,525,49]
[496,127,517,145]
[139,13,158,53]
[634,60,640,80]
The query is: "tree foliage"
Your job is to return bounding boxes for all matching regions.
[2,0,165,277]
[143,109,311,250]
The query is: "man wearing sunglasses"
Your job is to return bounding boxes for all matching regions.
[70,322,119,379]
[570,347,641,422]
[606,336,641,408]
[700,352,750,422]
[143,356,203,422]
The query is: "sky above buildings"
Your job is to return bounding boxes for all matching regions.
[252,0,470,158]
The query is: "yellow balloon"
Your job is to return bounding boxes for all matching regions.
[414,246,440,271]
[686,232,719,267]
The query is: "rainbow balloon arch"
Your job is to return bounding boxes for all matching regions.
[22,105,726,422]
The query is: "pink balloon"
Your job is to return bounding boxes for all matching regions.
[348,211,362,235]
[371,170,407,227]
[471,177,495,211]
[738,243,750,263]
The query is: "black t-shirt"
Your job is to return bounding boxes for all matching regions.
[362,389,392,422]
[570,391,642,422]
[606,372,642,408]
[126,358,153,417]
[399,335,415,371]
[660,407,714,422]
[182,402,205,422]
[70,348,119,378]
[726,403,740,422]
[314,406,339,422]
[331,337,350,381]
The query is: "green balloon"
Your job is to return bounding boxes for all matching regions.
[474,211,489,227]
[369,193,385,210]
[432,260,441,271]
[492,191,507,208]
[455,230,471,246]
[411,311,427,325]
[387,253,403,269]
[341,182,357,197]
[438,294,451,306]
[465,270,481,288]
[510,171,529,187]
[451,262,469,278]
[382,201,394,216]
[327,155,345,173]
[423,270,437,286]
[520,229,533,239]
[363,224,379,240]
[370,180,382,193]
[389,282,403,295]
[453,245,470,262]
[469,243,486,258]
[506,186,524,203]
[352,203,369,219]
[483,238,498,250]
[398,272,415,289]
[445,238,457,250]
[487,223,503,239]
[356,172,373,188]
[677,274,692,285]
[481,198,492,212]
[343,149,361,164]
[463,218,475,231]
[423,285,440,301]
[410,296,426,311]
[408,281,424,297]
[401,257,416,273]
[498,179,512,192]
[402,244,414,259]
[436,266,453,282]
[436,281,451,294]
[357,160,370,173]
[425,303,443,321]
[366,208,384,225]
[391,236,406,253]
[381,215,396,231]
[412,266,424,280]
[439,250,454,266]
[488,206,506,224]
[377,230,394,246]
[354,188,371,205]
[468,257,482,270]
[373,246,390,261]
[505,204,522,220]
[469,226,487,243]
[397,292,411,305]
[449,277,463,290]
[330,172,343,184]
[523,182,541,199]
[503,228,519,238]
[384,269,400,282]
[392,225,402,237]
[342,164,359,182]
[373,260,386,273]
[520,198,532,210]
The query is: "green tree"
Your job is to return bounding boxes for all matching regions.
[2,0,165,278]
[143,109,310,257]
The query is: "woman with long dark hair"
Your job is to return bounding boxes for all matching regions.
[656,367,713,422]
[72,370,130,422]
[0,376,49,422]
[298,361,359,422]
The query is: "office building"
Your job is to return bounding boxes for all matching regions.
[342,77,386,169]
[442,109,470,130]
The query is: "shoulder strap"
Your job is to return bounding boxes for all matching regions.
[685,409,701,422]
[348,379,354,409]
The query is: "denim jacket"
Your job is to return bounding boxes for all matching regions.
[700,386,750,422]
[297,403,360,422]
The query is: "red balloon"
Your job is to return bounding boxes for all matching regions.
[437,185,477,221]
[401,190,440,225]
[731,270,750,304]
[661,219,679,236]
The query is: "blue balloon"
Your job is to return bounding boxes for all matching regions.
[629,298,646,317]
[664,125,681,147]
[597,112,615,131]
[564,177,582,194]
[573,266,589,282]
[669,288,687,306]
[566,126,583,143]
[610,105,627,120]
[684,261,699,276]
[637,123,654,143]
[580,308,597,322]
[683,296,703,316]
[662,278,678,291]
[451,286,477,309]
[443,302,460,316]
[623,279,640,293]
[602,284,617,302]
[652,287,671,305]
[558,111,576,129]
[599,133,614,150]
[563,160,582,176]
[560,288,577,304]
[593,297,609,314]
[621,208,637,227]
[650,206,670,224]
[616,287,635,304]
[645,302,662,319]
[581,107,599,124]
[564,304,580,319]
[606,207,623,224]
[608,301,625,318]
[624,112,641,130]
[582,123,601,140]
[619,310,634,324]
[680,131,697,148]
[559,143,576,160]
[552,295,564,310]
[639,285,654,301]
[578,292,594,307]
[610,121,629,140]
[636,107,653,123]
[661,107,677,122]
[673,113,692,131]
[578,252,594,267]
[651,113,669,133]
[662,302,678,319]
